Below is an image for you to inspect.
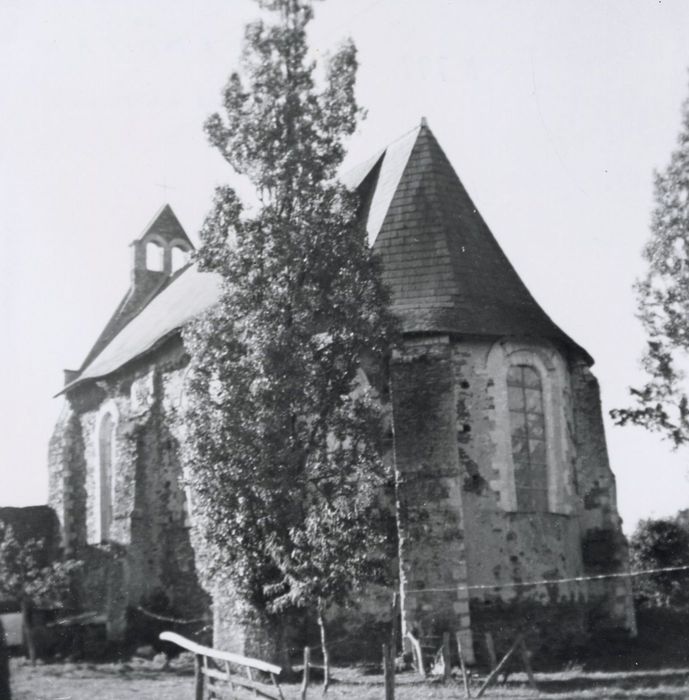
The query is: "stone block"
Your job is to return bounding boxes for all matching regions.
[453,600,470,615]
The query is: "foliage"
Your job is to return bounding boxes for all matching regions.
[629,517,689,608]
[181,0,397,627]
[0,520,79,609]
[611,81,689,445]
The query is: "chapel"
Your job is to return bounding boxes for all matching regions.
[48,122,636,662]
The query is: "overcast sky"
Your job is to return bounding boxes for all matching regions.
[1,0,689,533]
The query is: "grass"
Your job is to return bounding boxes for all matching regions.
[9,657,689,699]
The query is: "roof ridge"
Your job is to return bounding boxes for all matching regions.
[341,121,422,184]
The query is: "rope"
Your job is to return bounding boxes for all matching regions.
[136,605,208,625]
[404,563,689,594]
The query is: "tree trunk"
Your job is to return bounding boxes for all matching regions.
[0,617,11,699]
[212,583,291,670]
[20,599,36,667]
[316,598,330,695]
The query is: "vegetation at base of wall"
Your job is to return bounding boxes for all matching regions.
[468,596,689,673]
[469,597,591,670]
[611,77,689,445]
[125,590,211,656]
[180,0,398,664]
[581,527,623,574]
[0,520,81,665]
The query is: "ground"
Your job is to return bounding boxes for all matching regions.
[10,657,689,699]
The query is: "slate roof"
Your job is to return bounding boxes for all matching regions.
[66,265,221,388]
[364,123,591,361]
[341,125,421,246]
[136,203,193,248]
[62,122,590,393]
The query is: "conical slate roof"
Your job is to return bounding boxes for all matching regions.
[351,122,590,362]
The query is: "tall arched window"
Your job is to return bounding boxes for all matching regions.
[98,412,116,540]
[507,364,548,512]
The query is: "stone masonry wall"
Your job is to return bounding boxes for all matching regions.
[48,405,87,554]
[48,338,210,641]
[570,361,636,634]
[48,329,634,653]
[453,339,586,607]
[391,335,474,660]
[391,333,634,664]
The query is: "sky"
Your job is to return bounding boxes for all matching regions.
[1,0,689,534]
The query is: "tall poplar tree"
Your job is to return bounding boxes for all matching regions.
[181,0,397,665]
[612,81,689,446]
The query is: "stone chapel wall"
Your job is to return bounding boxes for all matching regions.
[48,327,635,655]
[48,338,209,641]
[391,334,635,664]
[570,363,637,634]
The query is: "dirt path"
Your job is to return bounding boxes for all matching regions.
[9,659,689,699]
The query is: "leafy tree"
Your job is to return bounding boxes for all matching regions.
[612,81,689,445]
[0,521,80,664]
[631,517,689,605]
[181,0,397,671]
[630,517,689,608]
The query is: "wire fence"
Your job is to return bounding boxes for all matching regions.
[134,563,689,648]
[405,562,689,594]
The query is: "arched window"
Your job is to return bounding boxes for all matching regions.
[507,364,548,512]
[171,245,189,272]
[97,412,116,541]
[145,241,164,271]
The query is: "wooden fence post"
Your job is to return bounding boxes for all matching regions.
[441,632,451,682]
[519,638,537,690]
[0,619,10,700]
[484,632,497,670]
[300,647,310,700]
[391,592,400,652]
[406,632,426,678]
[383,643,395,700]
[194,653,204,700]
[455,631,471,698]
[476,635,522,698]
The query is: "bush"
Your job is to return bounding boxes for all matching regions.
[630,517,689,608]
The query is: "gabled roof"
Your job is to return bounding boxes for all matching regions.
[62,122,590,394]
[136,203,193,248]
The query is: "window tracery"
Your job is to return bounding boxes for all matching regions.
[507,364,548,512]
